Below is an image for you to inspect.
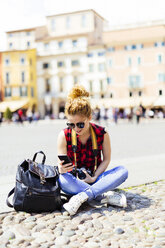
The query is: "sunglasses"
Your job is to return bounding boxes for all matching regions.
[66,122,85,129]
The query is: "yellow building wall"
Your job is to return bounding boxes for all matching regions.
[2,49,38,110]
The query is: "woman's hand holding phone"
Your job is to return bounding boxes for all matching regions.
[58,155,74,174]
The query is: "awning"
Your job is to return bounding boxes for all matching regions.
[91,96,156,109]
[0,100,29,112]
[153,96,165,107]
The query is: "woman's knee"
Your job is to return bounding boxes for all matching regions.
[59,173,75,185]
[118,165,128,180]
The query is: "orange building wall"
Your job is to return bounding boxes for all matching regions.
[0,53,3,101]
[105,24,165,101]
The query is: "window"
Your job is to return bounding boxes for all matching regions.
[159,89,163,96]
[137,44,143,49]
[98,63,105,72]
[66,16,70,29]
[125,45,132,50]
[43,63,49,69]
[158,73,165,82]
[26,32,31,36]
[5,87,12,97]
[71,60,79,66]
[20,86,27,97]
[128,57,132,66]
[27,41,30,48]
[138,91,142,97]
[73,76,78,85]
[98,51,105,56]
[129,92,133,97]
[44,43,49,50]
[110,93,113,98]
[5,58,10,65]
[89,81,93,92]
[107,77,112,84]
[9,42,13,48]
[87,53,93,57]
[21,72,25,83]
[45,79,50,92]
[89,64,94,72]
[109,59,112,67]
[12,87,19,97]
[158,54,162,64]
[125,44,143,50]
[51,19,56,31]
[59,77,63,92]
[137,56,141,65]
[57,61,65,67]
[8,33,13,37]
[81,14,86,27]
[31,87,34,97]
[100,80,103,91]
[72,40,77,47]
[5,72,10,84]
[132,44,136,50]
[129,75,141,88]
[107,47,115,52]
[20,57,25,64]
[58,41,63,49]
[155,42,165,47]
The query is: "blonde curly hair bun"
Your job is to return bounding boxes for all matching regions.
[65,85,91,117]
[67,85,89,100]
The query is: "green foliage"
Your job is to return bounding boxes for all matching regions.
[4,107,12,120]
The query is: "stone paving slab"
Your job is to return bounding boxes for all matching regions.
[0,180,165,248]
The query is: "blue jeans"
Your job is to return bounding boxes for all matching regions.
[58,165,128,201]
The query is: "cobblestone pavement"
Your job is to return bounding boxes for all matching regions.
[0,120,165,247]
[0,180,165,248]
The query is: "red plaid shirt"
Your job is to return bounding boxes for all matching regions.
[64,123,106,173]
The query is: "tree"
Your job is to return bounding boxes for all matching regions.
[4,107,12,121]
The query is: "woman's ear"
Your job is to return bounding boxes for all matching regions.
[89,115,92,121]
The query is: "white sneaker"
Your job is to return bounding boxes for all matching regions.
[63,192,88,215]
[101,191,127,208]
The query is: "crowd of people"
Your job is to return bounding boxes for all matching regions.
[0,109,40,125]
[92,105,165,124]
[0,104,164,125]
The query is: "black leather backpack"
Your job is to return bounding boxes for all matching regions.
[6,151,65,213]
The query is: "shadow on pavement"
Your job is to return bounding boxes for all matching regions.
[79,190,152,215]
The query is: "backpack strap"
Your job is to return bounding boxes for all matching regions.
[6,187,15,208]
[71,124,98,173]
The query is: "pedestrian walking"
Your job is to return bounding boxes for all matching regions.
[0,112,2,125]
[57,85,128,215]
[136,107,142,124]
[17,109,23,124]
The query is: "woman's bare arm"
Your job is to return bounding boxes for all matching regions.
[93,132,111,179]
[57,130,74,174]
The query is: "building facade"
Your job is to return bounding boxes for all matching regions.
[0,52,3,101]
[36,9,106,117]
[6,28,36,51]
[1,9,165,115]
[103,23,165,108]
[1,49,38,112]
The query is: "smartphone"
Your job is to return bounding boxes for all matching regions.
[58,155,72,165]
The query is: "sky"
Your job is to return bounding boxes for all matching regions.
[0,0,165,50]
